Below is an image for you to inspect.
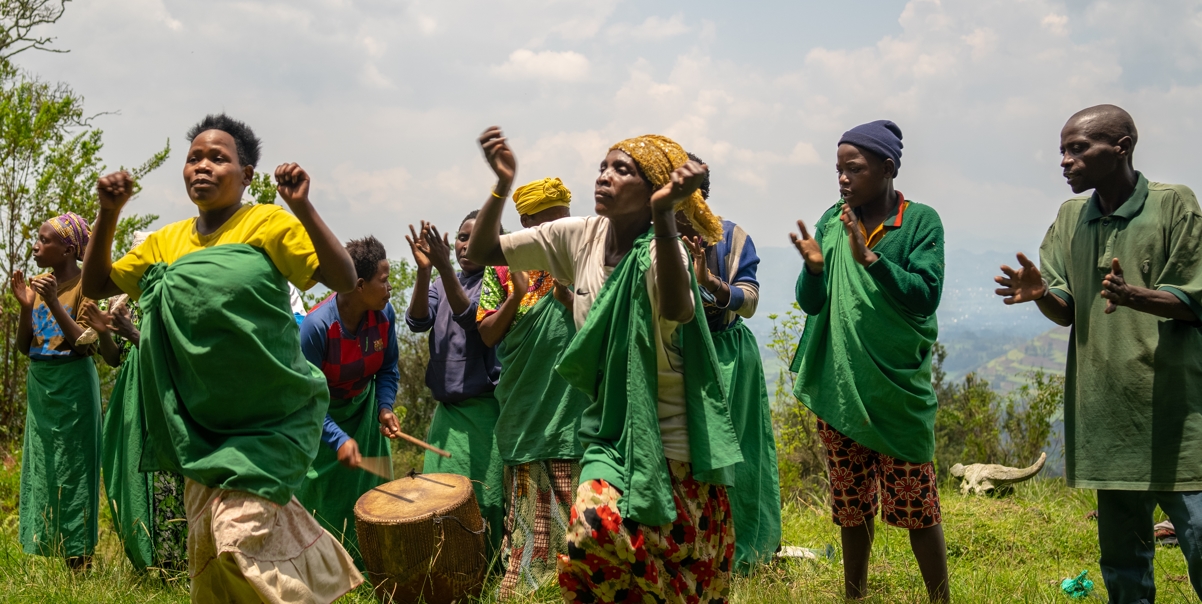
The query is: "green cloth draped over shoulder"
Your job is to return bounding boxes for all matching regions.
[101,346,156,570]
[296,382,390,569]
[555,229,743,528]
[20,356,100,557]
[494,295,588,465]
[791,204,939,463]
[715,321,782,573]
[137,244,330,506]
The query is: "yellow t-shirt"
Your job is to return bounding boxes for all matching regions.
[111,203,320,299]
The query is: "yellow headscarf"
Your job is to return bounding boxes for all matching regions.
[609,134,723,243]
[513,177,571,216]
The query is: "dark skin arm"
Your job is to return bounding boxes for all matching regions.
[80,301,122,368]
[406,222,435,320]
[11,270,35,355]
[1101,258,1198,321]
[424,224,471,316]
[466,126,515,267]
[477,269,529,347]
[274,164,357,293]
[995,252,1075,327]
[83,172,135,300]
[649,162,708,323]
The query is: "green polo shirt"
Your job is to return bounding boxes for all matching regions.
[1040,173,1202,491]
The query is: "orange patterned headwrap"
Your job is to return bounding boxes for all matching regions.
[609,134,723,243]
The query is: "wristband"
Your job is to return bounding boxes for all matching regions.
[1039,278,1050,300]
[491,188,506,199]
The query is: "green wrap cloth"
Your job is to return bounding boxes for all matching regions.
[715,321,782,573]
[20,356,101,557]
[101,347,155,570]
[791,208,939,463]
[423,394,505,559]
[494,295,588,465]
[555,229,743,528]
[137,244,330,505]
[296,382,391,568]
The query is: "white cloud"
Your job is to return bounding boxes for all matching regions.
[606,14,690,41]
[1041,13,1069,35]
[491,49,590,82]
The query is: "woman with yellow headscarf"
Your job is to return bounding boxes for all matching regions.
[468,128,742,604]
[475,177,589,598]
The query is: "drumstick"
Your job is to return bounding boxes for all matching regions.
[393,430,452,459]
[357,456,392,479]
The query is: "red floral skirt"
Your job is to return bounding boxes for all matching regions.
[557,460,734,603]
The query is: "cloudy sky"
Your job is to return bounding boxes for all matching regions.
[16,0,1202,263]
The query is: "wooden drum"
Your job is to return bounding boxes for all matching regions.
[354,473,487,604]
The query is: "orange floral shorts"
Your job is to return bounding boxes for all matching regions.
[818,418,941,530]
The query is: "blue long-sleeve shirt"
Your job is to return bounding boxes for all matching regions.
[405,269,500,403]
[300,295,400,452]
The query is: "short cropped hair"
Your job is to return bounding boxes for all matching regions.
[186,114,262,168]
[687,152,711,200]
[346,235,387,281]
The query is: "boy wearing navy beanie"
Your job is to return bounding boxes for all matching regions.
[790,120,950,602]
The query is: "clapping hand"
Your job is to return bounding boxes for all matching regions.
[789,220,825,275]
[1101,258,1132,314]
[994,252,1047,305]
[839,205,878,267]
[422,223,455,273]
[79,301,112,334]
[478,127,516,188]
[10,270,35,309]
[30,274,58,301]
[406,223,434,271]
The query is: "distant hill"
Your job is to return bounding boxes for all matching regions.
[970,326,1069,392]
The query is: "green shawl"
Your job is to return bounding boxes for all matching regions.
[494,294,588,464]
[556,230,742,528]
[137,244,330,506]
[101,346,155,570]
[790,206,939,463]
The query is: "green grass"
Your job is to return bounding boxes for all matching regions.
[0,458,1196,603]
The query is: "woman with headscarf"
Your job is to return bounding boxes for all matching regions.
[676,155,782,574]
[86,230,190,574]
[790,120,949,602]
[468,128,743,603]
[10,212,119,570]
[474,177,589,597]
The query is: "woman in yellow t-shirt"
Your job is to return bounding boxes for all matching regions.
[80,114,362,603]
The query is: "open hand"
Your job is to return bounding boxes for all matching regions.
[789,220,825,275]
[79,301,112,334]
[274,163,311,206]
[839,205,878,267]
[683,235,719,290]
[995,252,1047,305]
[650,160,708,214]
[423,223,454,272]
[478,126,516,189]
[97,171,135,213]
[336,438,363,469]
[30,274,58,301]
[378,409,401,439]
[10,270,35,309]
[406,223,434,271]
[1101,258,1131,314]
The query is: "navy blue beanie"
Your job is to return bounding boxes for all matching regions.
[838,120,903,176]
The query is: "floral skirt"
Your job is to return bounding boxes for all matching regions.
[500,459,580,598]
[557,460,734,604]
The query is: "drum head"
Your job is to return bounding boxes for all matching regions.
[355,473,474,525]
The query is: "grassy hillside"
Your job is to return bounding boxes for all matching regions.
[971,326,1069,392]
[0,456,1195,602]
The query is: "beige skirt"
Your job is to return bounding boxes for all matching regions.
[186,479,364,604]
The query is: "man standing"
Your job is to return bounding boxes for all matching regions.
[995,104,1202,603]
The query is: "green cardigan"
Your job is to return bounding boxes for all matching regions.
[791,199,945,463]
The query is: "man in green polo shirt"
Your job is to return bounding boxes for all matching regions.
[995,104,1202,603]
